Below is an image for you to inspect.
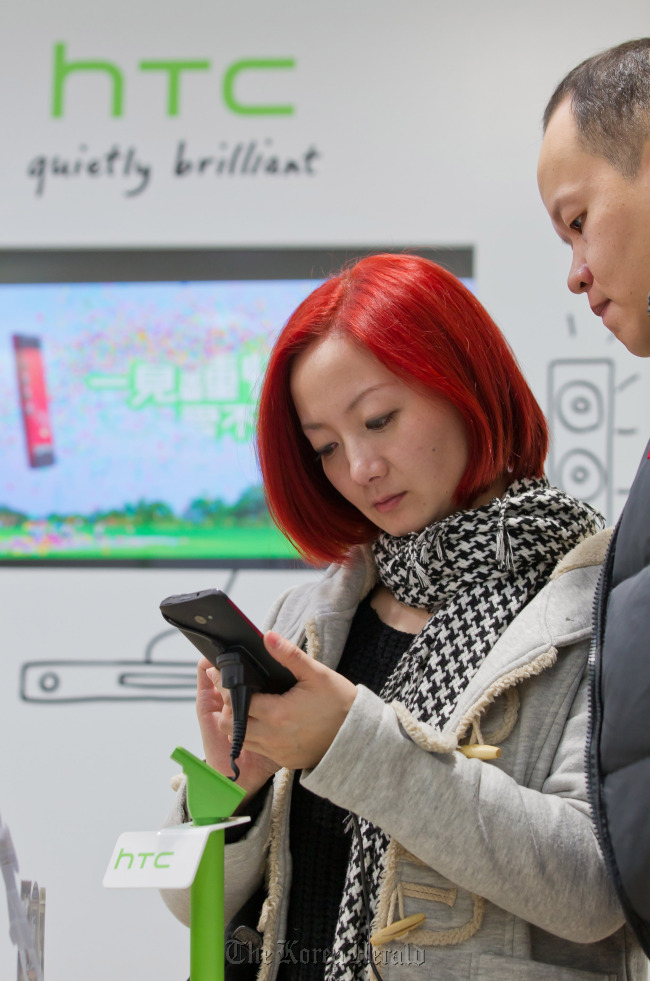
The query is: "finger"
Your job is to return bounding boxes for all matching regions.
[217,709,230,731]
[264,630,320,682]
[197,657,217,691]
[206,666,223,689]
[197,660,226,712]
[208,669,233,708]
[197,680,225,711]
[217,701,235,736]
[224,712,264,750]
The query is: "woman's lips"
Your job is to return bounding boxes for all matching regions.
[373,493,405,513]
[591,300,610,320]
[600,302,614,328]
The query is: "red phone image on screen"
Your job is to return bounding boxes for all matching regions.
[12,334,56,468]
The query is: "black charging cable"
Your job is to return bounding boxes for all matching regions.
[216,648,263,782]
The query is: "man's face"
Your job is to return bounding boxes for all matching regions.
[537,97,650,357]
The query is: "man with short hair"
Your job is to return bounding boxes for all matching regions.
[538,37,650,958]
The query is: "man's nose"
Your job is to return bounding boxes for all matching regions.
[568,257,594,295]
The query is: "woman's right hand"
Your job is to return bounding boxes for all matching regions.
[196,657,280,800]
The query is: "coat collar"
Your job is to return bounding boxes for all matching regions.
[273,529,611,724]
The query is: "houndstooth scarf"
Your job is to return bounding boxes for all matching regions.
[325,477,602,981]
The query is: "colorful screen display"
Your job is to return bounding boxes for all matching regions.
[0,249,473,565]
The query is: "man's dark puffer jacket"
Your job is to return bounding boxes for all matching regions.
[588,437,650,957]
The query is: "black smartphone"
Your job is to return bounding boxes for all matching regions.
[159,588,296,695]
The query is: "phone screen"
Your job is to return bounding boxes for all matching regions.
[13,334,56,468]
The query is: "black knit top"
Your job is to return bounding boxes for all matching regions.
[276,593,414,981]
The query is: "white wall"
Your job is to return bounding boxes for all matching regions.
[2,2,650,978]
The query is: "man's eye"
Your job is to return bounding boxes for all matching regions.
[366,411,395,432]
[569,215,584,232]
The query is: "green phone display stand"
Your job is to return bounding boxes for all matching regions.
[171,747,247,981]
[104,747,248,981]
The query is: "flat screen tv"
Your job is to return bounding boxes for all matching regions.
[0,247,473,566]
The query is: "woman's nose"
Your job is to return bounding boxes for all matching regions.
[568,258,593,295]
[348,444,385,484]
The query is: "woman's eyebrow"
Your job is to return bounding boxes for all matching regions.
[345,383,390,414]
[301,383,392,432]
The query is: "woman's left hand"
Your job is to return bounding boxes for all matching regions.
[213,630,358,770]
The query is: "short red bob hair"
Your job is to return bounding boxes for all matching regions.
[257,253,548,566]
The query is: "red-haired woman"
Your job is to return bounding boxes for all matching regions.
[164,255,641,980]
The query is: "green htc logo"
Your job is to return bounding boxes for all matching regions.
[114,847,174,870]
[52,42,296,118]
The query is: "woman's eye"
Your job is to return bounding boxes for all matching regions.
[569,215,584,232]
[366,411,395,432]
[315,443,336,462]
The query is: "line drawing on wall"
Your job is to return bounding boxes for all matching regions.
[548,359,614,518]
[547,356,640,519]
[19,571,237,704]
[19,644,197,704]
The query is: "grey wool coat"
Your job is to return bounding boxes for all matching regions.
[162,529,646,981]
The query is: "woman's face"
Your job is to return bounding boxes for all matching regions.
[290,333,470,537]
